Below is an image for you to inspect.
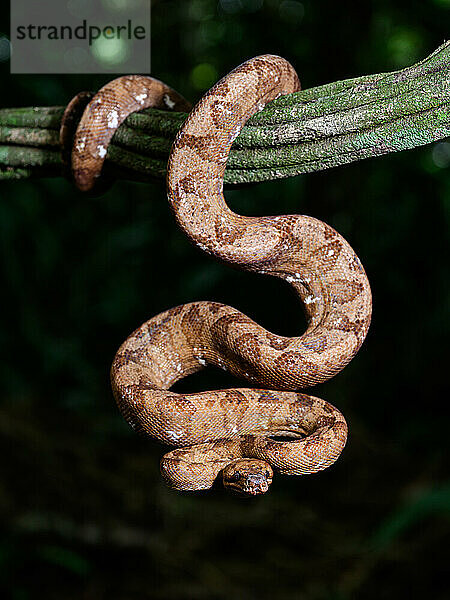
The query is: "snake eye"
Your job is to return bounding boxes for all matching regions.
[229,471,240,482]
[265,470,271,478]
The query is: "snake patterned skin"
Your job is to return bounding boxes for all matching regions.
[67,56,372,496]
[69,75,191,193]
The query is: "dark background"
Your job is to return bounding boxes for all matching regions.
[1,1,449,598]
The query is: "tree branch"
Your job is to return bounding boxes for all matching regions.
[0,41,448,185]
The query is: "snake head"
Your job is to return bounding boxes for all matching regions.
[222,459,273,497]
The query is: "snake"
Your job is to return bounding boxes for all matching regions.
[60,75,192,193]
[65,55,372,497]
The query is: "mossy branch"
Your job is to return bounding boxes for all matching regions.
[0,42,448,185]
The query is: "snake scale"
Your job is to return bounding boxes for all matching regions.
[65,55,372,496]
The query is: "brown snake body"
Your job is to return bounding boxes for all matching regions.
[66,75,191,193]
[68,56,372,496]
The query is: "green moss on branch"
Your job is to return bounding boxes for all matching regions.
[0,41,448,184]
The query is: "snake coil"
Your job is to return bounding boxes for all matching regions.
[62,56,372,496]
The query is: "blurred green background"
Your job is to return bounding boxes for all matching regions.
[0,1,449,598]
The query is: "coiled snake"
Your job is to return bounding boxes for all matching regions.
[63,56,372,496]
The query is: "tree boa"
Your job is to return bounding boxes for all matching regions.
[62,55,372,496]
